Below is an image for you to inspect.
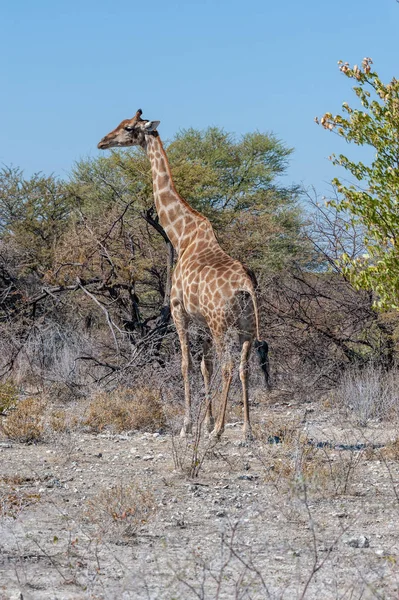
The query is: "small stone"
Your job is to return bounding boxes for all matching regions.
[345,535,370,548]
[145,555,155,562]
[142,455,154,461]
[216,510,227,518]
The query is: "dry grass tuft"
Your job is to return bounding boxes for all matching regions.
[49,408,68,432]
[257,423,362,498]
[295,443,362,497]
[85,482,156,538]
[254,414,302,446]
[381,437,399,460]
[333,365,399,426]
[0,382,17,414]
[1,397,46,443]
[83,386,166,433]
[0,489,41,518]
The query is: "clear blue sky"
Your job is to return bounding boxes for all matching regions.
[1,0,398,196]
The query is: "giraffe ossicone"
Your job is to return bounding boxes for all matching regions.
[98,110,270,439]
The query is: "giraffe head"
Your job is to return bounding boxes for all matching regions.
[97,109,160,150]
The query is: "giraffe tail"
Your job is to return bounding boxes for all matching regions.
[254,339,271,390]
[242,269,271,390]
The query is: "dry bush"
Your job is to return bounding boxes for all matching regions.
[0,382,17,414]
[254,414,302,445]
[294,443,362,497]
[381,437,399,460]
[333,365,399,426]
[1,397,46,443]
[256,422,362,498]
[85,482,156,538]
[266,446,360,497]
[49,408,68,432]
[0,489,41,518]
[83,386,166,433]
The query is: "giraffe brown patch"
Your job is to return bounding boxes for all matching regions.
[157,174,169,189]
[184,221,196,237]
[157,207,167,221]
[196,240,207,253]
[174,217,184,236]
[220,281,232,295]
[189,292,197,307]
[213,289,223,303]
[186,271,196,284]
[167,207,178,222]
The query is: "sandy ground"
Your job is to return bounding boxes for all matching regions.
[1,398,399,600]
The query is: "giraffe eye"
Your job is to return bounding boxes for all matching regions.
[124,125,134,132]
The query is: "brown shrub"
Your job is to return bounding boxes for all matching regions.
[254,414,302,446]
[0,489,41,518]
[49,408,68,432]
[381,437,399,460]
[1,397,46,443]
[261,437,362,498]
[84,386,166,433]
[0,382,17,414]
[85,482,156,537]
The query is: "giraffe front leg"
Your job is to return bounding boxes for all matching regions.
[172,303,192,437]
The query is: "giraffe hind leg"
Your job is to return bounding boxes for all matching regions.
[239,336,254,441]
[200,337,214,433]
[211,339,233,439]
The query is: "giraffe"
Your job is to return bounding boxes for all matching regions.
[97,110,270,440]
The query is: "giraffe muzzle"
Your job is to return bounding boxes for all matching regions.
[97,138,109,149]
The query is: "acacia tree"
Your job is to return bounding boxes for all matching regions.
[317,58,399,309]
[59,127,307,340]
[0,128,307,384]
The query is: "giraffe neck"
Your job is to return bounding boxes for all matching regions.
[145,134,214,255]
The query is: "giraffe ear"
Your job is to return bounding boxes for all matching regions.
[144,120,160,132]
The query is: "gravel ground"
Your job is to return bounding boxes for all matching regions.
[1,399,399,599]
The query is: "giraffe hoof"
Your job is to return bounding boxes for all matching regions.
[180,422,193,438]
[205,417,215,433]
[210,427,223,439]
[243,428,255,443]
